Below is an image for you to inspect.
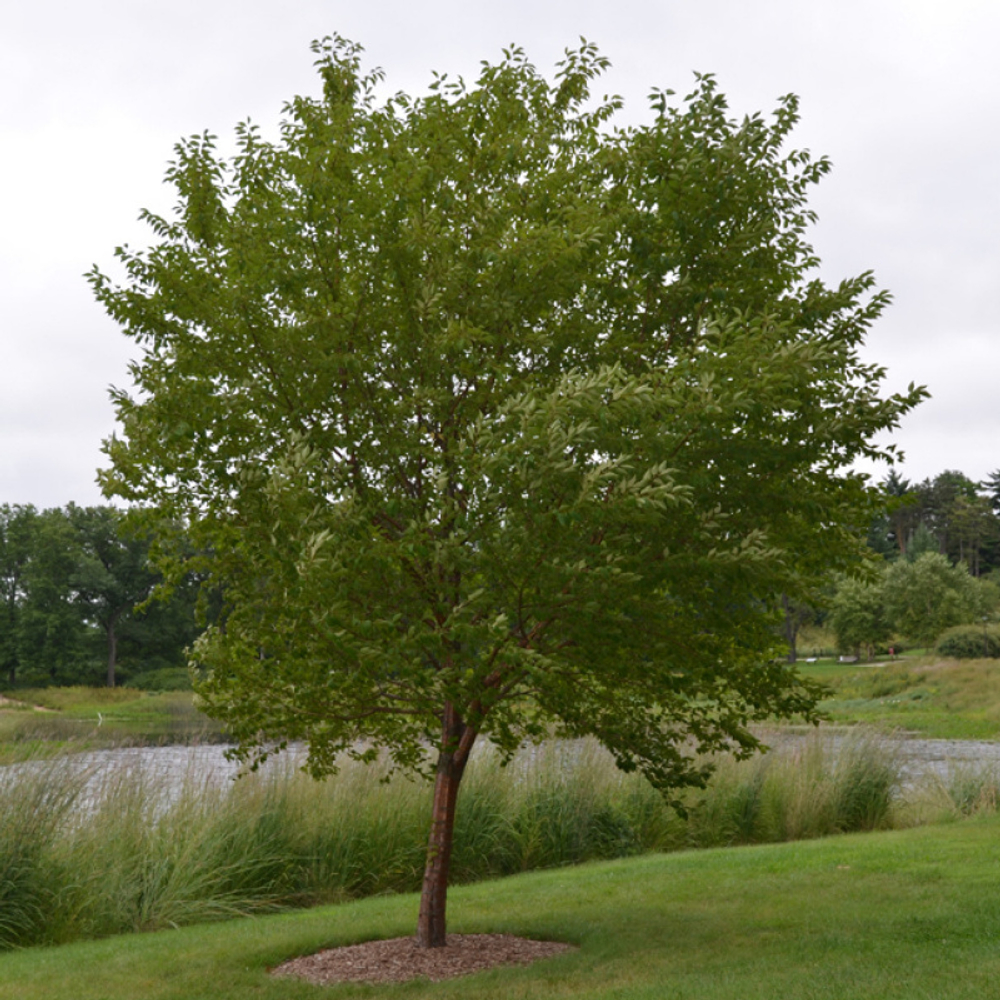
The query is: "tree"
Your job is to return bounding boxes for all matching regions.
[949,493,997,577]
[89,38,924,947]
[883,552,990,648]
[115,567,206,678]
[912,471,976,557]
[66,505,159,688]
[0,505,37,686]
[780,593,816,664]
[905,522,940,563]
[881,470,918,558]
[828,575,890,660]
[6,505,190,689]
[983,469,1000,516]
[16,508,91,685]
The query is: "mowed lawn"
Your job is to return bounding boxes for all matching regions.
[4,816,1000,1000]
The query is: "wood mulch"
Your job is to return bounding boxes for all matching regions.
[270,933,576,985]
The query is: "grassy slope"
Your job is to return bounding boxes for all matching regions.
[798,655,1000,740]
[6,653,1000,747]
[4,816,1000,1000]
[0,688,220,749]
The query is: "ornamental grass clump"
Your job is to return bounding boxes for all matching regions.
[466,741,660,873]
[49,759,302,940]
[0,759,88,947]
[684,729,901,847]
[943,765,1000,816]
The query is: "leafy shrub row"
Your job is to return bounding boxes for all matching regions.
[935,625,1000,659]
[125,667,193,691]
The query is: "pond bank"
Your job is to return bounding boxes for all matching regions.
[5,728,1000,790]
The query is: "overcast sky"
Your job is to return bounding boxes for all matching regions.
[2,0,997,509]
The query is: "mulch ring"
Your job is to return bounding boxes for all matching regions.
[271,933,576,985]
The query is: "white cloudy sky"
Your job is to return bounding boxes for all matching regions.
[2,0,997,508]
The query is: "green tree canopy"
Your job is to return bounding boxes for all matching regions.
[89,37,924,946]
[884,552,994,648]
[0,504,37,686]
[67,505,159,688]
[1,505,201,690]
[16,508,92,686]
[828,575,890,661]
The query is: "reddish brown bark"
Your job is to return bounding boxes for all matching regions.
[416,703,476,948]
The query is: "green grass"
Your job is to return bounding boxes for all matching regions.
[3,816,1000,999]
[0,688,221,748]
[797,656,1000,739]
[793,657,895,682]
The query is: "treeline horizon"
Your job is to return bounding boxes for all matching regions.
[0,504,209,690]
[782,468,1000,661]
[868,468,1000,577]
[4,464,999,690]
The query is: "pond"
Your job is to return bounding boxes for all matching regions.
[5,730,1000,796]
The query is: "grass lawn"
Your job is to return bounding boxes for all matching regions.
[4,815,1000,999]
[0,688,220,750]
[797,655,1000,740]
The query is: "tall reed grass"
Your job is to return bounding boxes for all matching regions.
[687,729,900,846]
[899,759,1000,827]
[0,729,925,950]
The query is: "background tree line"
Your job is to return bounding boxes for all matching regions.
[0,504,203,689]
[8,466,999,685]
[869,468,1000,576]
[787,467,1000,661]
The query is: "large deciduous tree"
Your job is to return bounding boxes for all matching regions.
[67,505,159,688]
[884,552,994,648]
[16,508,92,685]
[828,576,890,661]
[0,504,37,686]
[89,38,923,946]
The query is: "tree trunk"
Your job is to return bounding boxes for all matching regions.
[106,620,118,688]
[781,594,798,664]
[416,703,476,948]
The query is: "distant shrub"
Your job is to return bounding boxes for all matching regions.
[935,625,1000,659]
[125,668,193,691]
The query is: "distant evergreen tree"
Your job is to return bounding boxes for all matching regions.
[883,470,918,557]
[983,470,1000,516]
[906,522,940,563]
